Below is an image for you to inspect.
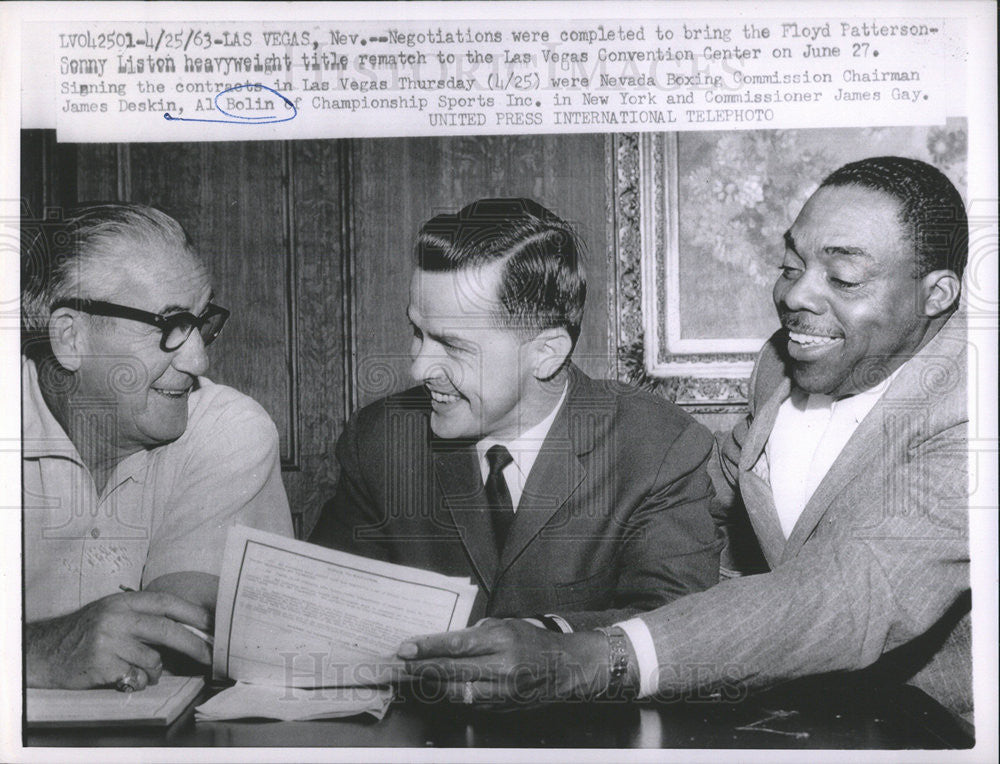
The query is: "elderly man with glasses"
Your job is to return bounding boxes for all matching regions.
[21,203,292,692]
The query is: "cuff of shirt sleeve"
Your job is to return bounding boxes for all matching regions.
[522,614,574,633]
[543,614,573,633]
[615,617,658,698]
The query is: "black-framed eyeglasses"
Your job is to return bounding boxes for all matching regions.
[55,299,230,352]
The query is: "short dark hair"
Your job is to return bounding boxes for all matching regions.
[21,202,197,357]
[819,156,968,280]
[414,198,587,347]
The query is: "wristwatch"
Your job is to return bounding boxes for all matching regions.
[595,626,630,697]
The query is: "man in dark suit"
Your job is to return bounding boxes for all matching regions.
[311,198,721,630]
[396,159,973,722]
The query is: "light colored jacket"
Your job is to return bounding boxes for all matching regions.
[639,316,971,718]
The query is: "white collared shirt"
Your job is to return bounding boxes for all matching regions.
[475,382,568,512]
[767,366,904,538]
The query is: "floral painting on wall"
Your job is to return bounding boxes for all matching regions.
[642,120,968,379]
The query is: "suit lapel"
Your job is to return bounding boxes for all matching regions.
[432,444,499,593]
[740,375,792,566]
[498,439,585,574]
[498,368,589,574]
[779,407,883,562]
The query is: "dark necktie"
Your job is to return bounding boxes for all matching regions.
[485,445,515,552]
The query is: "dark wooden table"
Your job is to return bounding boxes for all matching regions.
[25,677,974,750]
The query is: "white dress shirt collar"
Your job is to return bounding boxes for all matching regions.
[767,363,906,538]
[475,381,569,511]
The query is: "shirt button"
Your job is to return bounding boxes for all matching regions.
[91,528,100,539]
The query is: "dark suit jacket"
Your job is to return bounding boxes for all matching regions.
[639,317,971,718]
[311,364,721,630]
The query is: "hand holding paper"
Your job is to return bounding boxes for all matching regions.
[397,617,609,707]
[197,527,477,721]
[211,526,478,689]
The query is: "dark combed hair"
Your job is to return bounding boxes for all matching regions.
[21,202,196,358]
[819,156,968,280]
[415,198,587,347]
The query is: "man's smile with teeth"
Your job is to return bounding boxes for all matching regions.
[787,330,842,347]
[153,387,189,398]
[428,388,461,404]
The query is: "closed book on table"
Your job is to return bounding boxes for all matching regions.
[26,676,204,727]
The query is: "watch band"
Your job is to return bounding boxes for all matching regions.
[595,626,630,697]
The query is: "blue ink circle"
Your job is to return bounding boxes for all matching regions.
[164,83,298,125]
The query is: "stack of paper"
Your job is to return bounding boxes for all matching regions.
[212,526,478,690]
[195,683,393,722]
[198,526,479,721]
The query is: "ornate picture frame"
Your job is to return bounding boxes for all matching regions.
[608,132,753,412]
